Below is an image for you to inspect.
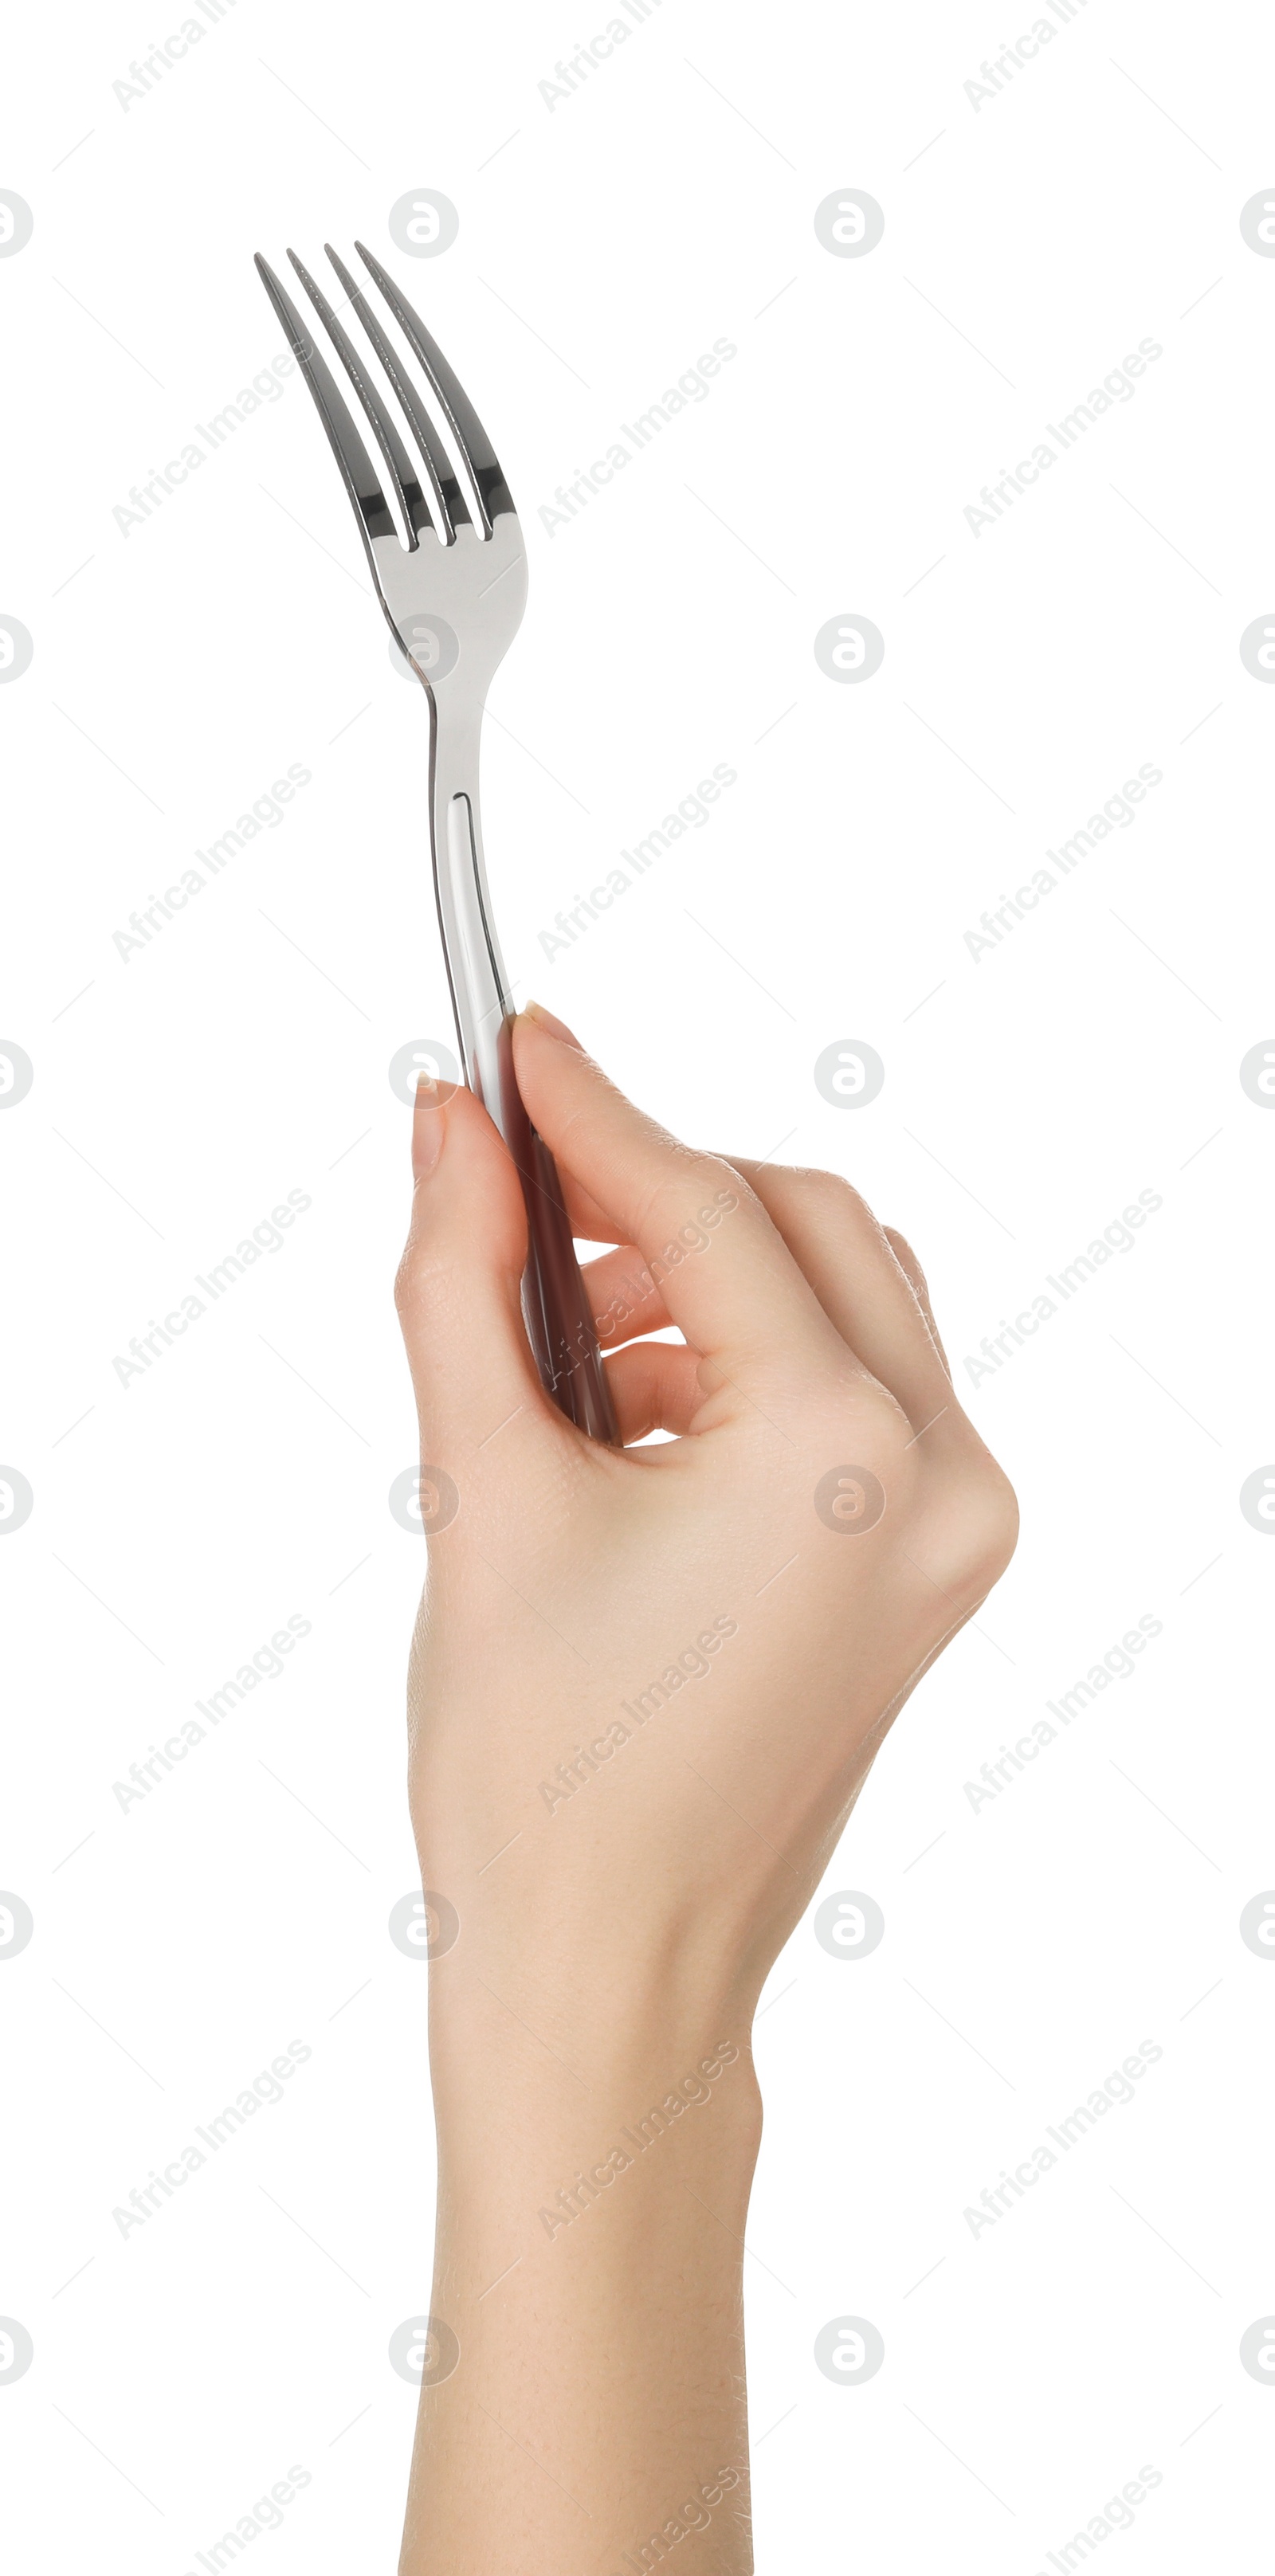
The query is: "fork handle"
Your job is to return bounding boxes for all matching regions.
[429,713,619,1445]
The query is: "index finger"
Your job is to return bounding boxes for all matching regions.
[512,1008,847,1380]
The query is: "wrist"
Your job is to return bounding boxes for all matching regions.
[430,1970,760,2131]
[426,1919,761,2112]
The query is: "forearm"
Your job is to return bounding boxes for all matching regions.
[399,1978,762,2574]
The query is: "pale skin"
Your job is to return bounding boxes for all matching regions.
[394,1003,1018,2574]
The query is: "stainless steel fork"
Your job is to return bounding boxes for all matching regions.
[254,241,618,1445]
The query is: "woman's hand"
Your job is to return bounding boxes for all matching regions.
[393,1004,1016,2574]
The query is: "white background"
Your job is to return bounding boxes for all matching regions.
[2,1,1274,2569]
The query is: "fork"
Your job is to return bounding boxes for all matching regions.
[253,241,618,1445]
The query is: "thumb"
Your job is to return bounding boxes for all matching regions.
[394,1076,547,1466]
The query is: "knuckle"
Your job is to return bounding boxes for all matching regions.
[635,1150,740,1241]
[686,1148,743,1207]
[394,1238,456,1333]
[940,1455,1020,1591]
[817,1368,918,1486]
[802,1166,871,1230]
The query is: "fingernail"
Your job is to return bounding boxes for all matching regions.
[412,1077,446,1179]
[523,999,584,1049]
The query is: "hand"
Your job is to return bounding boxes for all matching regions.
[393,1005,1016,2574]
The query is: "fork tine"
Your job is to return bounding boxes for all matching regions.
[286,250,434,545]
[253,255,397,551]
[322,245,467,542]
[354,241,516,536]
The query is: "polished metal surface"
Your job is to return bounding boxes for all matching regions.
[253,241,618,1445]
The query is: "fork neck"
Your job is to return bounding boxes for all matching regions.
[427,692,516,1135]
